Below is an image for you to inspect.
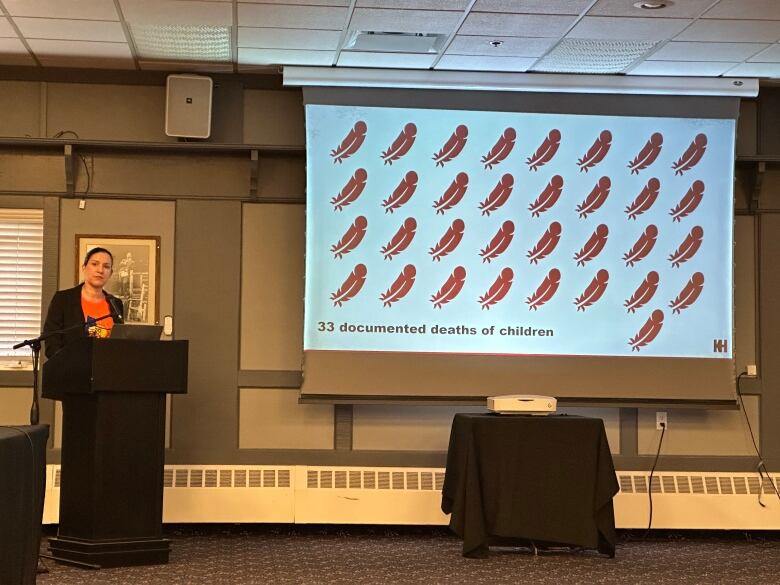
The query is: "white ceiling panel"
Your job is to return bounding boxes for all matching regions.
[238,47,335,66]
[459,13,575,37]
[436,54,535,71]
[629,60,737,76]
[349,8,462,34]
[238,27,342,50]
[749,44,780,63]
[676,20,780,43]
[0,18,18,38]
[589,0,714,19]
[240,0,348,5]
[358,1,467,8]
[568,17,690,40]
[649,41,769,62]
[446,35,555,57]
[703,0,780,21]
[473,0,590,15]
[0,37,35,65]
[28,39,134,68]
[13,18,127,43]
[238,4,348,30]
[119,1,233,25]
[337,51,436,68]
[724,62,780,78]
[3,0,119,20]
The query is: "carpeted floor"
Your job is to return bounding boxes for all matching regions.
[36,526,780,585]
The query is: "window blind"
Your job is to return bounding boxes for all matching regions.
[0,209,43,362]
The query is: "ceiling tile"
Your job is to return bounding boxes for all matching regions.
[238,27,342,50]
[568,16,690,40]
[676,20,780,43]
[131,24,231,61]
[589,0,714,18]
[13,18,127,42]
[3,0,119,20]
[749,44,780,63]
[629,60,737,76]
[349,8,461,34]
[649,41,769,62]
[0,37,35,65]
[459,13,575,37]
[358,1,467,8]
[0,18,18,38]
[473,0,590,15]
[239,47,335,66]
[337,51,436,68]
[238,4,348,29]
[724,62,780,77]
[119,0,233,25]
[446,35,556,57]
[436,54,535,71]
[27,39,134,68]
[703,0,780,20]
[240,0,348,5]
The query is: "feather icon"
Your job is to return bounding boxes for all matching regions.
[623,225,658,267]
[526,268,561,310]
[382,171,418,213]
[526,129,561,171]
[478,267,514,310]
[668,226,703,268]
[330,264,367,306]
[431,266,467,308]
[577,130,612,172]
[433,172,469,215]
[481,128,516,170]
[669,272,704,314]
[330,168,368,212]
[433,125,468,167]
[430,219,465,262]
[628,132,663,174]
[625,178,660,220]
[575,176,611,219]
[573,224,609,266]
[527,221,561,264]
[478,174,514,216]
[381,123,416,165]
[330,216,368,259]
[624,271,660,313]
[629,309,664,351]
[380,264,416,307]
[330,121,367,164]
[528,175,564,218]
[380,217,417,260]
[672,133,707,176]
[479,220,514,263]
[574,269,609,311]
[670,180,705,222]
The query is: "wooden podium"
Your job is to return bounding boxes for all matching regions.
[42,337,188,568]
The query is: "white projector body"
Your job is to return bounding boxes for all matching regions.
[487,394,557,415]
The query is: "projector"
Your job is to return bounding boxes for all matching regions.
[487,394,557,415]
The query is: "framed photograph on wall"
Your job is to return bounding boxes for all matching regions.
[76,235,160,325]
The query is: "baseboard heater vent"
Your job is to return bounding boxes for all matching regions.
[617,474,774,495]
[162,467,291,489]
[305,469,445,491]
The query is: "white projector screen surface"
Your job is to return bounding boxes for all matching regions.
[302,103,735,403]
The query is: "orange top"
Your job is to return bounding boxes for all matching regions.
[81,296,115,339]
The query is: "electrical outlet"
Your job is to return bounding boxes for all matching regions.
[78,199,86,210]
[656,411,667,430]
[747,364,757,377]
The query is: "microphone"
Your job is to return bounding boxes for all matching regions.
[108,297,124,324]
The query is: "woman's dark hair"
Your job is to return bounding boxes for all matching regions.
[83,247,114,267]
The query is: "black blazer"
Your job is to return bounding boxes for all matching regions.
[43,284,124,358]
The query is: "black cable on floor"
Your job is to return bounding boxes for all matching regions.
[643,420,666,538]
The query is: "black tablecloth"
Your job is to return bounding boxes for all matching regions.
[441,414,618,558]
[0,424,48,585]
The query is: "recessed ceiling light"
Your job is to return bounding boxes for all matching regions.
[633,1,669,8]
[489,40,504,48]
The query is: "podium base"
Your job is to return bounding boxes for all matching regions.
[48,535,171,568]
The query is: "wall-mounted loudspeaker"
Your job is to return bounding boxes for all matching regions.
[165,74,213,139]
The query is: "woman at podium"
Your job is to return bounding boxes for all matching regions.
[43,247,125,358]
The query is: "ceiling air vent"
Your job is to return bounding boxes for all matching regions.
[532,38,657,74]
[344,31,446,54]
[130,24,231,62]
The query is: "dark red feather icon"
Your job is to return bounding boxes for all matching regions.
[623,225,658,267]
[669,272,704,314]
[668,226,703,267]
[380,217,417,260]
[382,123,416,165]
[479,267,514,310]
[331,121,367,164]
[433,125,468,167]
[577,130,611,172]
[433,172,469,214]
[672,133,707,176]
[380,264,416,307]
[629,309,664,351]
[481,128,516,169]
[527,221,561,264]
[574,224,609,266]
[431,266,466,308]
[528,175,564,217]
[330,264,367,306]
[430,219,465,261]
[331,216,367,259]
[576,176,611,219]
[526,268,560,310]
[574,269,609,311]
[628,132,663,174]
[624,271,659,313]
[331,168,368,211]
[526,129,561,171]
[480,220,514,263]
[382,171,418,213]
[625,178,660,220]
[479,174,514,216]
[670,180,705,222]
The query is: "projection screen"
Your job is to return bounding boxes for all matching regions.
[300,88,738,404]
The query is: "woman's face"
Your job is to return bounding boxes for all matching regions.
[83,252,113,289]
